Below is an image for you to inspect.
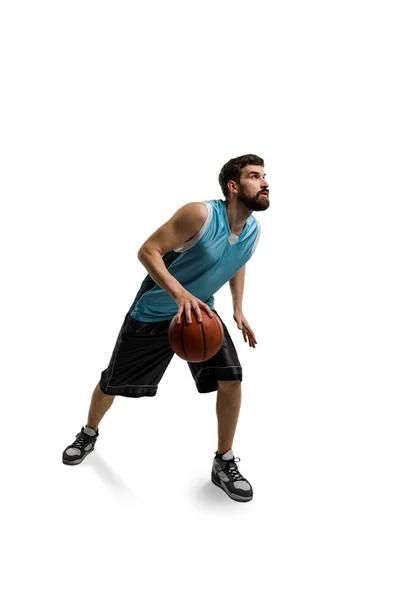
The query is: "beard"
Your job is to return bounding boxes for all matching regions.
[238,189,270,211]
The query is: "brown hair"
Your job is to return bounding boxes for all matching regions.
[218,154,264,200]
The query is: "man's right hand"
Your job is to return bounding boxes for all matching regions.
[174,291,214,324]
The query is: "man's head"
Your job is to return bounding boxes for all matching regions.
[218,154,269,212]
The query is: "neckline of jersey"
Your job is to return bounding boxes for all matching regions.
[221,200,249,240]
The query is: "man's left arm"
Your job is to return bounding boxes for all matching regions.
[229,265,257,348]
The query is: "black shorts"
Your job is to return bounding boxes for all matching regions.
[99,310,242,397]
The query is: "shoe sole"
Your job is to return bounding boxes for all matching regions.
[211,472,253,502]
[62,448,95,465]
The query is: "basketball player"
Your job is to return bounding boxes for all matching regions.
[62,154,269,502]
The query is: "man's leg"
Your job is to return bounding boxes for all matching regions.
[87,383,115,431]
[62,383,115,465]
[216,380,241,454]
[213,379,252,502]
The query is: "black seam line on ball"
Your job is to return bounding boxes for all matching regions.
[181,319,190,361]
[200,320,206,361]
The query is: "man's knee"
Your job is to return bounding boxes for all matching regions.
[96,383,115,401]
[218,379,241,390]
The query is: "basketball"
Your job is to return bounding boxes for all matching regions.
[168,308,224,362]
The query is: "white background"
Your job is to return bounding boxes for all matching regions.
[1,0,399,598]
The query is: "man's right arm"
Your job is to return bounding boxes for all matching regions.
[137,202,214,324]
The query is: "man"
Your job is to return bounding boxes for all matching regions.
[62,154,270,503]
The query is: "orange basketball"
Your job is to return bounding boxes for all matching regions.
[168,308,224,362]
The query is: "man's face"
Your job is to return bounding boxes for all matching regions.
[235,165,270,211]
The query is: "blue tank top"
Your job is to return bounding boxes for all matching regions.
[130,199,261,322]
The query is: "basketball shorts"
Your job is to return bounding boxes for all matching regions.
[99,310,242,397]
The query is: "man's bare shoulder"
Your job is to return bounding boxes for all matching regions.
[170,202,209,245]
[138,202,210,256]
[176,202,209,222]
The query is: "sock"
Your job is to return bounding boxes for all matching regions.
[84,426,98,436]
[216,449,233,460]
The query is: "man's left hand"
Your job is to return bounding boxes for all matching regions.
[233,311,257,348]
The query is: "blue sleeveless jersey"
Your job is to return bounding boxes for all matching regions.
[130,199,261,322]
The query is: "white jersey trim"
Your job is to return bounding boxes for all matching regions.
[173,202,213,253]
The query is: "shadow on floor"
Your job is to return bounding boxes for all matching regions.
[82,451,139,502]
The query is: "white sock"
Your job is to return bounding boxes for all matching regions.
[84,426,97,436]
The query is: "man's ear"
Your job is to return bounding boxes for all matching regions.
[227,180,238,195]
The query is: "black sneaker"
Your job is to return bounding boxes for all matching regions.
[62,426,99,465]
[211,449,253,502]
